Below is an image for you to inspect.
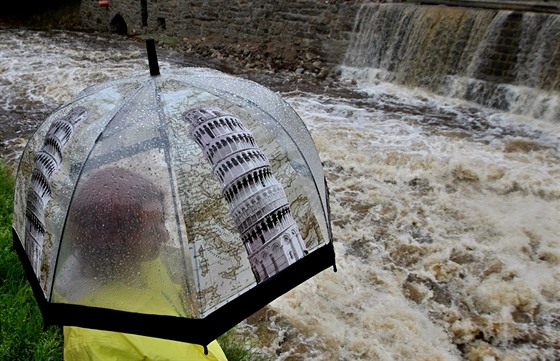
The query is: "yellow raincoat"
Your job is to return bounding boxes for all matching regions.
[63,327,227,361]
[60,258,227,361]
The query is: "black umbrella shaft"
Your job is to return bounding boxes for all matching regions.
[146,39,160,76]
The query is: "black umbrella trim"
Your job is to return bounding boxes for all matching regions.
[13,228,335,347]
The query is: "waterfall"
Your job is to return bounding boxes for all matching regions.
[342,3,560,122]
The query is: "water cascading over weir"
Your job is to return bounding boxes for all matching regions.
[342,3,560,122]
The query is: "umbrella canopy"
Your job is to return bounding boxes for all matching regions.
[12,41,336,348]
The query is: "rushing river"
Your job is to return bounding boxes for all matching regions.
[1,28,559,361]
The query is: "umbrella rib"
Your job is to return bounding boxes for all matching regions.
[49,79,152,301]
[151,76,203,317]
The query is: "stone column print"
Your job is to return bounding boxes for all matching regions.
[183,108,308,283]
[25,107,88,274]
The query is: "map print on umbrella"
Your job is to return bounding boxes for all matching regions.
[183,108,308,283]
[25,107,88,274]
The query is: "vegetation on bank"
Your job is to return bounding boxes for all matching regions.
[0,163,63,360]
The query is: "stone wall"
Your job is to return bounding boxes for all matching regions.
[80,0,560,80]
[80,0,363,68]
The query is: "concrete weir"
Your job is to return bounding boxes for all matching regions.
[342,1,560,119]
[80,0,362,68]
[80,1,559,65]
[80,1,560,117]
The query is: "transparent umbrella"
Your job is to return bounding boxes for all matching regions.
[12,40,336,348]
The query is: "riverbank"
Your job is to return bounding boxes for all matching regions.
[1,1,342,91]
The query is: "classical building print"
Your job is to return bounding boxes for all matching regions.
[25,107,88,273]
[183,108,308,283]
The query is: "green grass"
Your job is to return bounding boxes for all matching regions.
[0,162,270,360]
[218,329,272,361]
[0,163,63,360]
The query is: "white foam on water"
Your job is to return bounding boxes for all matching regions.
[0,29,173,112]
[271,83,560,360]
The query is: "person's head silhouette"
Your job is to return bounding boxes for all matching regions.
[67,166,166,281]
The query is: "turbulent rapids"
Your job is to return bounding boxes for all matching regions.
[1,24,559,361]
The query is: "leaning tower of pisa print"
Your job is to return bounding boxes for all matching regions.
[25,107,88,274]
[183,108,308,283]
